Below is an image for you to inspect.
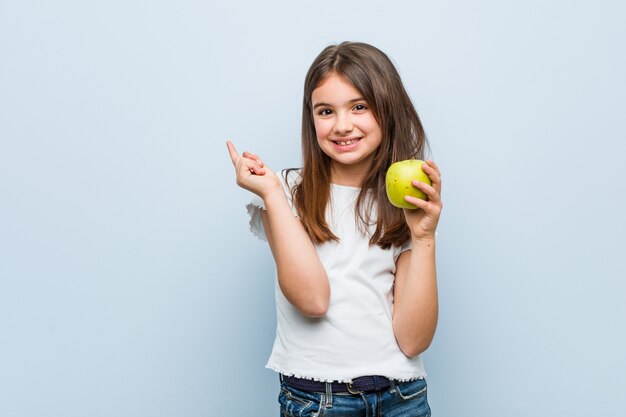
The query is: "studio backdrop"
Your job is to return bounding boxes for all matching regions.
[1,1,625,416]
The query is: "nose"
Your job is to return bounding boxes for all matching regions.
[333,111,353,135]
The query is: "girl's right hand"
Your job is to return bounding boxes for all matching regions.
[226,141,283,199]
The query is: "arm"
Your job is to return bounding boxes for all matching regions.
[260,193,330,317]
[227,141,330,317]
[393,239,438,357]
[392,160,443,357]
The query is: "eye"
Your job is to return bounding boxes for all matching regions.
[318,108,333,116]
[353,104,368,111]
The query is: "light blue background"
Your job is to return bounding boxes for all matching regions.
[1,1,625,416]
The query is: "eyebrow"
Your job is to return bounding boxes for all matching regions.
[312,97,366,109]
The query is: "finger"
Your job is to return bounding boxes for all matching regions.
[226,141,240,166]
[425,159,440,173]
[249,163,266,175]
[240,156,266,176]
[412,180,440,203]
[422,162,440,182]
[404,195,429,210]
[422,161,442,195]
[242,151,265,167]
[424,160,442,181]
[405,196,442,218]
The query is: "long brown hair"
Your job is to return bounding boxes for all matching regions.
[289,41,428,249]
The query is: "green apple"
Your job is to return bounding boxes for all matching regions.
[385,159,432,209]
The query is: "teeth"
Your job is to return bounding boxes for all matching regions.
[336,139,358,145]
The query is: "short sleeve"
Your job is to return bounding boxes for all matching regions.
[246,194,267,241]
[392,230,439,262]
[393,238,413,262]
[245,169,301,242]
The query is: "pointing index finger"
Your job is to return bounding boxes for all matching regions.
[226,141,239,166]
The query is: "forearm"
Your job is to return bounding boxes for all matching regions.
[262,190,330,317]
[393,237,439,357]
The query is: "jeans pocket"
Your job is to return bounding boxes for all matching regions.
[279,385,320,417]
[395,378,428,401]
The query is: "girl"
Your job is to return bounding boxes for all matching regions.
[227,41,442,417]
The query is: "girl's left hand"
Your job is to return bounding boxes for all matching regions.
[403,160,443,240]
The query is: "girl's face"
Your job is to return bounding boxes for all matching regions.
[311,73,382,185]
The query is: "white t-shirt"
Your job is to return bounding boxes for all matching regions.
[247,169,426,382]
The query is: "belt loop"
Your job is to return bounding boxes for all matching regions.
[279,374,284,383]
[324,382,333,408]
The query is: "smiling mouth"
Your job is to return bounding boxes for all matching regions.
[332,138,361,146]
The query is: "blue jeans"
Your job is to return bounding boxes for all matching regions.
[278,378,431,417]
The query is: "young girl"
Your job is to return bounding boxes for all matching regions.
[227,41,442,417]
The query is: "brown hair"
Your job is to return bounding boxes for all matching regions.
[288,41,428,249]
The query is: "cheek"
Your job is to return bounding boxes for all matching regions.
[364,115,382,136]
[314,119,333,138]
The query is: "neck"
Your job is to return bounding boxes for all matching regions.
[330,164,369,187]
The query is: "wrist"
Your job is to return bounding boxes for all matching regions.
[261,186,287,206]
[411,234,436,246]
